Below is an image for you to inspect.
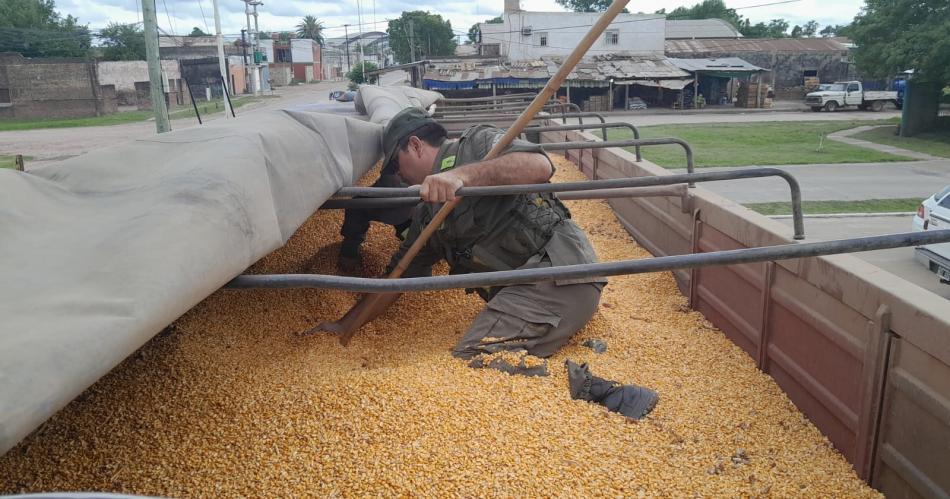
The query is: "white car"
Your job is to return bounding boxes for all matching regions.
[913,185,950,284]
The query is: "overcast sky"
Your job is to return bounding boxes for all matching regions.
[60,0,865,40]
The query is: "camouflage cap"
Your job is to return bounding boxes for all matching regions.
[381,107,437,173]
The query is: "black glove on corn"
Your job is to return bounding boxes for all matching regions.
[565,360,658,420]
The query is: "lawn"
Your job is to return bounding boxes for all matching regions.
[851,125,950,159]
[170,95,279,119]
[745,198,922,216]
[0,154,31,169]
[0,111,153,132]
[0,95,279,130]
[599,119,910,168]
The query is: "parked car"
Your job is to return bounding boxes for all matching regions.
[805,81,900,112]
[913,185,950,284]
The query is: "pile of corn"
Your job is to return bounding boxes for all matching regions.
[0,155,878,497]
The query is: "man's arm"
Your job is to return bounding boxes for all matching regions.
[420,151,553,203]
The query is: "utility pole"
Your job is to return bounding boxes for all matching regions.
[243,0,261,95]
[343,25,351,72]
[251,2,261,95]
[357,0,365,82]
[141,0,170,133]
[240,29,249,93]
[408,19,416,63]
[211,0,232,118]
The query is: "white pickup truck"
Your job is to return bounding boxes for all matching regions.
[805,81,899,112]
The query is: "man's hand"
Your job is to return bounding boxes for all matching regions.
[420,171,464,203]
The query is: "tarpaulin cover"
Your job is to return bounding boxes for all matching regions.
[0,103,422,455]
[355,86,443,125]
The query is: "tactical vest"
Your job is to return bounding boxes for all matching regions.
[422,125,571,276]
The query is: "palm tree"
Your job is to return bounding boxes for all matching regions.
[296,15,325,45]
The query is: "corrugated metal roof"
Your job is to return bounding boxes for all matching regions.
[423,56,689,83]
[665,38,849,54]
[668,57,764,72]
[665,19,743,39]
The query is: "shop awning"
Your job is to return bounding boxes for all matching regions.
[617,78,694,90]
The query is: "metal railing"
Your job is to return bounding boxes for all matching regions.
[225,231,950,291]
[332,167,803,239]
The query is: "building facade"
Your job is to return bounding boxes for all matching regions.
[478,12,665,60]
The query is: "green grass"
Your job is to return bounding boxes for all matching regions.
[851,125,950,159]
[599,119,908,168]
[0,154,32,169]
[745,198,922,216]
[0,95,279,130]
[170,95,278,119]
[0,111,153,131]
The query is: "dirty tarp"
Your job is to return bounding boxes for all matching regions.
[355,86,443,125]
[0,109,385,455]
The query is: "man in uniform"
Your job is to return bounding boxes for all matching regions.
[316,107,657,418]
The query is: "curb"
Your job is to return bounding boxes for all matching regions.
[768,212,916,219]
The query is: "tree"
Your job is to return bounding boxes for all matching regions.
[0,0,91,58]
[791,20,819,38]
[819,24,847,37]
[664,0,743,28]
[188,27,209,37]
[98,22,145,61]
[848,0,950,82]
[468,16,502,44]
[387,11,457,64]
[346,61,379,85]
[739,18,790,38]
[296,15,324,45]
[647,0,792,39]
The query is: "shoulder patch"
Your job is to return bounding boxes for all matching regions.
[440,155,457,171]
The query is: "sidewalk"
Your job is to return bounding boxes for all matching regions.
[828,125,944,161]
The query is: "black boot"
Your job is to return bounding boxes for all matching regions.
[338,239,362,273]
[565,360,658,420]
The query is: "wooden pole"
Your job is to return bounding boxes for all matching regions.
[338,0,631,346]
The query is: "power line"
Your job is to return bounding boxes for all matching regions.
[160,0,176,35]
[196,0,211,34]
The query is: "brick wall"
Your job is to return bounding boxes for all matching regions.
[0,56,118,119]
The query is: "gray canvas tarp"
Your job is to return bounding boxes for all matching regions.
[355,86,443,125]
[0,108,392,456]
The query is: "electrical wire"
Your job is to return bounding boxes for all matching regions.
[196,0,211,34]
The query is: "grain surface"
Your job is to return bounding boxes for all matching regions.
[0,156,879,497]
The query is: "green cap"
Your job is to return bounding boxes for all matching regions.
[381,107,436,173]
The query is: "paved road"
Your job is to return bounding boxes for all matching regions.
[686,160,950,203]
[775,215,950,299]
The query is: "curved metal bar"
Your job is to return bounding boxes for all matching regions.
[436,112,607,124]
[320,185,687,209]
[526,122,642,161]
[541,138,693,181]
[225,230,950,291]
[438,93,536,103]
[447,122,642,160]
[334,166,802,239]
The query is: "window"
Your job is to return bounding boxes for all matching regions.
[847,83,859,92]
[940,192,950,209]
[803,69,818,78]
[605,30,619,45]
[0,88,9,105]
[537,32,548,47]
